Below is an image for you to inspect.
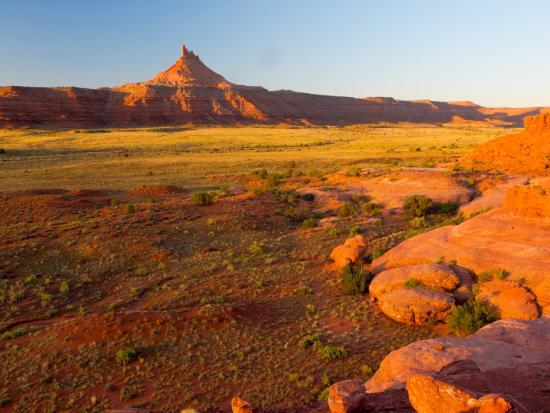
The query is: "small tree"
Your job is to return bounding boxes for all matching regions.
[403,194,433,217]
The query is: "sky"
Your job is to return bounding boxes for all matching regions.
[1,0,549,107]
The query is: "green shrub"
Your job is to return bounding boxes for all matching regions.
[403,194,433,217]
[249,241,264,255]
[349,225,363,235]
[346,166,362,177]
[1,327,31,340]
[253,168,268,179]
[341,263,371,295]
[338,202,357,217]
[59,281,69,294]
[446,300,498,336]
[318,345,347,360]
[299,334,321,349]
[317,387,330,401]
[266,174,281,187]
[126,203,135,214]
[116,348,138,365]
[111,198,120,208]
[360,364,374,376]
[302,193,315,202]
[477,268,509,282]
[302,217,319,229]
[435,201,459,215]
[409,216,425,228]
[191,191,214,206]
[404,278,422,289]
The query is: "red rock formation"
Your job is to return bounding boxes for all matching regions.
[327,379,366,413]
[330,235,368,270]
[462,112,550,175]
[407,374,525,413]
[1,46,548,128]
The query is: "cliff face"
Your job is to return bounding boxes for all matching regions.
[462,112,550,175]
[0,46,547,128]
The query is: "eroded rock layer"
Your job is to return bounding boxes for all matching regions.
[1,47,547,128]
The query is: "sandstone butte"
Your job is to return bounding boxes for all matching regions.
[1,45,549,128]
[462,111,550,175]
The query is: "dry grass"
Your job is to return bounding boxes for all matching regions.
[0,124,512,191]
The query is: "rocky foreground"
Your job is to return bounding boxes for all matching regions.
[0,45,547,128]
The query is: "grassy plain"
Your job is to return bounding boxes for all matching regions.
[0,124,511,191]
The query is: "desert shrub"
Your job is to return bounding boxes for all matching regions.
[338,202,357,217]
[349,225,363,235]
[409,216,425,228]
[302,217,318,228]
[364,248,386,263]
[191,191,214,206]
[266,173,281,187]
[302,193,315,202]
[360,364,374,376]
[318,345,347,360]
[299,334,321,349]
[24,274,37,285]
[59,281,69,294]
[341,263,371,295]
[403,194,433,217]
[346,166,362,177]
[1,327,31,340]
[404,278,422,289]
[38,291,53,307]
[317,387,330,401]
[435,201,459,215]
[477,268,508,282]
[249,241,264,255]
[111,198,120,208]
[446,300,498,336]
[126,203,135,214]
[287,373,300,382]
[253,168,268,179]
[116,348,138,365]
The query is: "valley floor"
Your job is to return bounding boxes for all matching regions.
[0,124,514,412]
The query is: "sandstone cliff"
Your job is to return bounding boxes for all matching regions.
[462,112,550,175]
[0,46,547,128]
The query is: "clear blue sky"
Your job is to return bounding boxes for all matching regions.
[1,0,549,107]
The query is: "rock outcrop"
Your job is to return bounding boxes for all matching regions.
[231,396,257,413]
[1,46,548,128]
[368,263,470,325]
[365,318,550,407]
[476,279,539,320]
[330,235,368,270]
[327,379,366,413]
[372,181,550,315]
[407,373,525,413]
[462,112,550,175]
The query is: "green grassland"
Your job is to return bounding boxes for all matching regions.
[0,124,512,191]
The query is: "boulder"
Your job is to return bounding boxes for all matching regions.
[327,379,366,413]
[376,288,455,326]
[369,263,460,297]
[406,374,523,413]
[231,396,257,413]
[365,318,550,394]
[477,280,539,320]
[330,235,368,270]
[369,263,463,325]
